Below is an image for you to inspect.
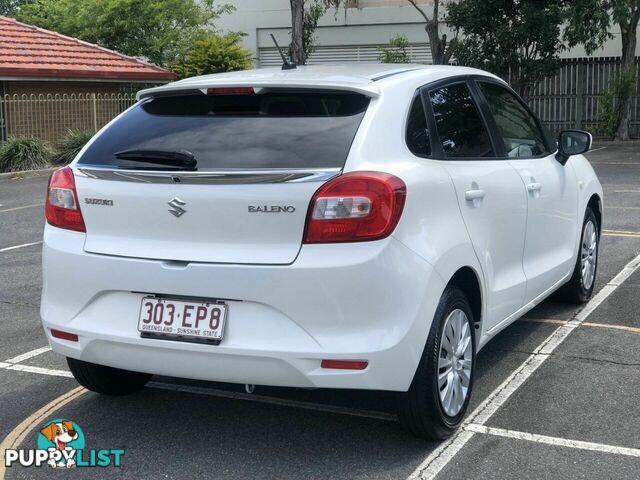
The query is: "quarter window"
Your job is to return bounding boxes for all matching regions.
[478,82,549,158]
[429,83,494,158]
[406,95,431,156]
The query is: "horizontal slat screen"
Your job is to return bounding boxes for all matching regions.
[259,43,432,67]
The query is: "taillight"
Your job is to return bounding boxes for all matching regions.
[304,171,406,243]
[45,166,86,232]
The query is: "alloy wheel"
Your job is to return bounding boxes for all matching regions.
[581,220,598,290]
[437,309,473,417]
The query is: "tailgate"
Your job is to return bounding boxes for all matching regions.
[72,88,369,264]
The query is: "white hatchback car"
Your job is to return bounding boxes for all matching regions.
[42,64,602,439]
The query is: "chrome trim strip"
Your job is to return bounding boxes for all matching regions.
[73,166,341,184]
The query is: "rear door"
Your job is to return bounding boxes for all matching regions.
[424,80,528,330]
[475,80,579,302]
[73,89,370,264]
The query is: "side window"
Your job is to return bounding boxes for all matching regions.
[429,83,494,158]
[478,82,549,158]
[406,95,431,157]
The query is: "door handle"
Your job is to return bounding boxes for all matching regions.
[526,182,542,193]
[464,189,486,201]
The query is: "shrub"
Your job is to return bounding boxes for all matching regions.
[170,33,253,79]
[0,137,53,173]
[597,72,636,139]
[377,35,412,64]
[53,129,95,165]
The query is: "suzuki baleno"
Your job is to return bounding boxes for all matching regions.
[41,64,602,439]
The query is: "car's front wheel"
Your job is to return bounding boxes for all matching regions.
[67,358,151,395]
[398,286,476,440]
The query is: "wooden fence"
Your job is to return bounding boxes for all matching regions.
[523,57,640,137]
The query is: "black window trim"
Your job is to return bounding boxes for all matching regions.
[404,89,433,159]
[472,77,557,160]
[420,76,504,161]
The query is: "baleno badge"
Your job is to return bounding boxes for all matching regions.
[248,205,296,213]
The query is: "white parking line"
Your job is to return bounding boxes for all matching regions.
[408,251,640,480]
[0,361,72,378]
[466,424,640,458]
[0,241,42,253]
[587,146,607,153]
[0,203,43,214]
[5,346,51,364]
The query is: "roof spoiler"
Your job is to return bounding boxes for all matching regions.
[137,82,381,101]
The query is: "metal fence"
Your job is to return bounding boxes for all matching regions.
[523,57,640,137]
[0,93,137,143]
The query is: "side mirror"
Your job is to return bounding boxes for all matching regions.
[556,129,592,165]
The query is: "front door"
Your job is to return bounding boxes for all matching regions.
[476,81,579,303]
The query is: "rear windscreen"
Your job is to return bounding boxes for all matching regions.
[78,90,370,170]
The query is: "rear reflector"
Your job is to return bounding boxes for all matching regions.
[51,329,79,342]
[304,171,406,243]
[321,360,368,370]
[45,166,86,232]
[207,87,255,95]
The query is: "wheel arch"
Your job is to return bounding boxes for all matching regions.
[446,266,483,339]
[587,193,603,236]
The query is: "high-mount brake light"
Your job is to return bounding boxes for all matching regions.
[207,87,255,95]
[45,166,86,232]
[304,171,406,243]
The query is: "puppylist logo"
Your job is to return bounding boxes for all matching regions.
[4,419,124,469]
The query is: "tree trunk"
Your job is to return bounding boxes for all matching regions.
[615,20,638,141]
[289,0,305,65]
[408,0,449,65]
[426,22,447,64]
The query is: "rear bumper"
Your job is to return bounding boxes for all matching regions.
[41,226,444,391]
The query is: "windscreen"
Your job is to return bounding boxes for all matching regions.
[78,90,370,170]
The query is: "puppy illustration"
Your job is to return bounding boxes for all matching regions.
[40,421,78,468]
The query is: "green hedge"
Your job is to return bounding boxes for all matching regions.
[0,130,95,173]
[0,137,53,173]
[53,130,95,166]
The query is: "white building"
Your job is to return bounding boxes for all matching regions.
[215,0,635,67]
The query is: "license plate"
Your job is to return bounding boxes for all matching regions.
[138,297,227,344]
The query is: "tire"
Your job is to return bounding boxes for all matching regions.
[556,207,599,304]
[67,357,151,395]
[398,286,476,440]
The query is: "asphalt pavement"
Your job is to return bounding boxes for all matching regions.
[0,144,639,479]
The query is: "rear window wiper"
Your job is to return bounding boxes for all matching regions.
[114,149,197,171]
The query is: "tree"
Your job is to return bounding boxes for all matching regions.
[564,1,640,140]
[0,0,27,16]
[448,0,567,97]
[302,1,327,62]
[287,0,329,65]
[289,0,305,65]
[170,33,252,79]
[16,0,233,67]
[322,1,454,65]
[406,0,456,64]
[378,35,412,63]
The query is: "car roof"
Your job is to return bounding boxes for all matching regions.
[137,63,499,100]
